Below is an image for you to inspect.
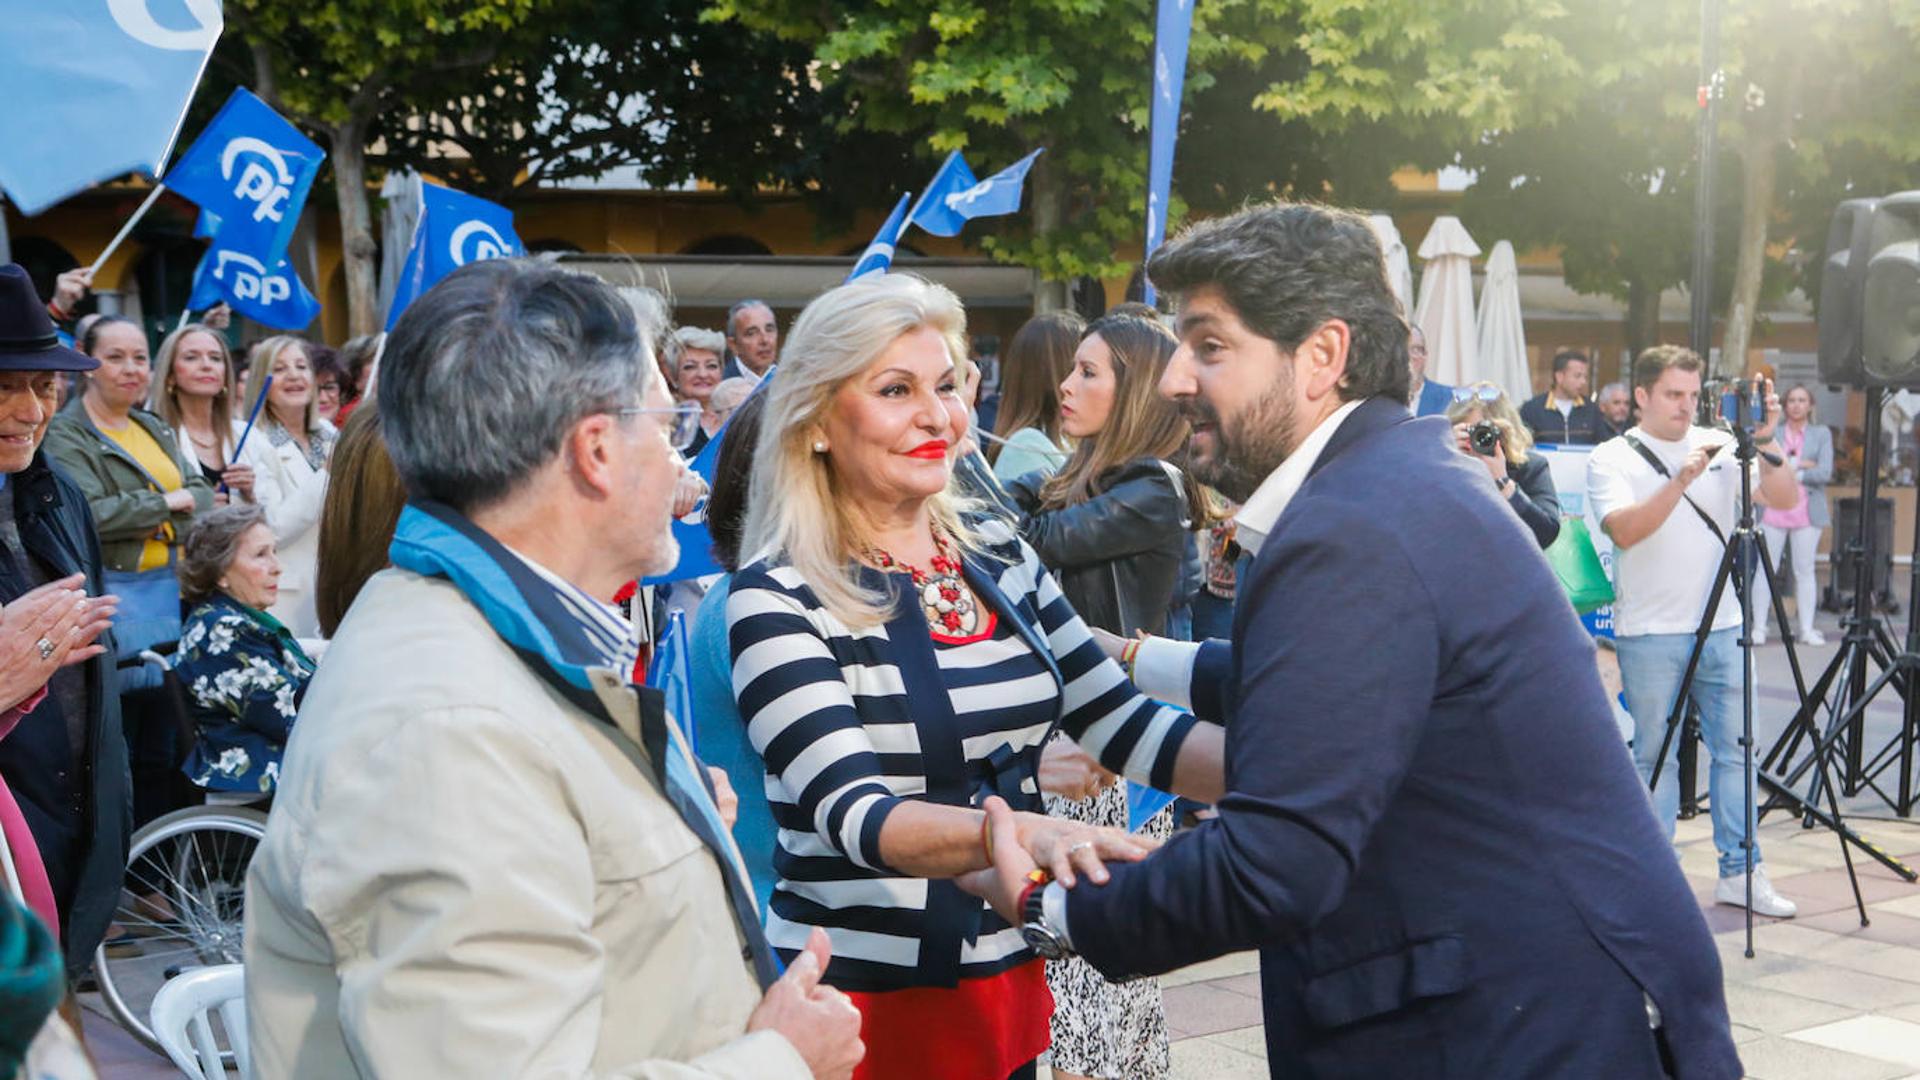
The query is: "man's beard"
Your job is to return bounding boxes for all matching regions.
[1179,368,1298,504]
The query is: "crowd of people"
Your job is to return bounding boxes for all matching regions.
[0,198,1816,1079]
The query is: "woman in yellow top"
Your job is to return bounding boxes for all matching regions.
[44,316,214,666]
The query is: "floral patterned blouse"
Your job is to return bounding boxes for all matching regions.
[175,594,317,794]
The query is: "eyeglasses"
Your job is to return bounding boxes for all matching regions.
[1451,384,1502,404]
[616,403,703,450]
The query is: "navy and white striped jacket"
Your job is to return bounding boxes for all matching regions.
[727,520,1198,992]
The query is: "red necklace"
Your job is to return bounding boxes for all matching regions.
[866,529,981,636]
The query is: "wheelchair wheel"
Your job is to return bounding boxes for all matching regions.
[92,803,267,1051]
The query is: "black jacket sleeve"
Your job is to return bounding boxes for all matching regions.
[1508,453,1562,549]
[1007,459,1188,571]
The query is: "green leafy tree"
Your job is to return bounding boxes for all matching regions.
[227,0,561,336]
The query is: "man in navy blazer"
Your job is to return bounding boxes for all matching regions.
[968,203,1739,1079]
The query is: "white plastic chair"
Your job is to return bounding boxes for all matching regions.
[149,964,249,1080]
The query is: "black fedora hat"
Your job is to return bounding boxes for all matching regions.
[0,263,98,373]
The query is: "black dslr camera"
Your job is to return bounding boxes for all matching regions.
[1469,421,1502,457]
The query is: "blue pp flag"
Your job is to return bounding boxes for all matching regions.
[193,210,221,240]
[906,149,1044,238]
[386,181,526,330]
[166,88,325,268]
[640,370,778,586]
[847,193,913,282]
[186,242,320,330]
[0,1,222,215]
[1143,0,1195,305]
[647,610,696,745]
[1127,782,1179,833]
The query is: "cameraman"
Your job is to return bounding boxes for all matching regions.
[1586,345,1800,919]
[1447,383,1560,548]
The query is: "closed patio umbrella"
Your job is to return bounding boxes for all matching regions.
[1414,216,1481,387]
[1368,214,1415,318]
[1475,240,1531,400]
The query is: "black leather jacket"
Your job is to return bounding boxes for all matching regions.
[0,451,131,974]
[1006,457,1191,636]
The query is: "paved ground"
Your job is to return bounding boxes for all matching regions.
[81,589,1920,1078]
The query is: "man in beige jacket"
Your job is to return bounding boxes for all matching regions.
[244,261,863,1078]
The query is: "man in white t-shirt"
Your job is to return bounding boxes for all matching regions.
[1588,345,1802,918]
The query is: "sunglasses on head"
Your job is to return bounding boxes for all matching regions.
[1451,385,1502,404]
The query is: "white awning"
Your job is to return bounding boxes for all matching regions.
[556,254,1037,311]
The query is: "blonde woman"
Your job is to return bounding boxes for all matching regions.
[727,273,1225,1080]
[1445,382,1561,548]
[150,323,254,503]
[242,336,336,640]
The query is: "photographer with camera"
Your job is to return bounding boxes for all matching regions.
[1446,383,1560,548]
[1586,345,1801,918]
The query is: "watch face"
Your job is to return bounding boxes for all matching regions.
[1021,923,1067,961]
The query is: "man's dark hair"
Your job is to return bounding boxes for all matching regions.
[1631,344,1705,392]
[1551,349,1590,375]
[1146,201,1409,404]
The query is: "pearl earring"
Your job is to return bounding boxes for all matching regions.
[812,440,828,453]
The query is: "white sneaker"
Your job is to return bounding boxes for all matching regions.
[1798,627,1827,647]
[1716,865,1798,918]
[1751,625,1768,646]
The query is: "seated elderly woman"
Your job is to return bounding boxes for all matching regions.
[728,273,1225,1080]
[173,504,316,797]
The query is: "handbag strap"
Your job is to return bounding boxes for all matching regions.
[1623,434,1727,548]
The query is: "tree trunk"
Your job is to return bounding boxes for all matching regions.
[1029,157,1067,313]
[330,120,380,338]
[1624,274,1661,368]
[1721,123,1778,377]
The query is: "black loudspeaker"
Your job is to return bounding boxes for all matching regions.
[1863,192,1920,386]
[1817,197,1879,386]
[1823,496,1895,611]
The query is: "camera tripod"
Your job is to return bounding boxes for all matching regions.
[1761,389,1920,818]
[1641,414,1902,957]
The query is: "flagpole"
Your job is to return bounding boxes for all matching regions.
[90,183,169,274]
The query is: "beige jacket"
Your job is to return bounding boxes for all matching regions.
[243,568,808,1079]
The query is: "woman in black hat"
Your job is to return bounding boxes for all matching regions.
[0,262,132,982]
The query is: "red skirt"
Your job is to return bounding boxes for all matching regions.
[847,959,1053,1080]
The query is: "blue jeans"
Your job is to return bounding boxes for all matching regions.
[1615,627,1758,878]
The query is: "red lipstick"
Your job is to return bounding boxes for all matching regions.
[907,440,950,460]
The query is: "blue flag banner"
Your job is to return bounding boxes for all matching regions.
[907,149,1044,238]
[1143,0,1195,306]
[640,369,777,586]
[386,181,526,330]
[1127,782,1179,833]
[186,243,320,330]
[166,88,325,268]
[847,193,913,282]
[0,1,222,215]
[647,610,697,745]
[193,210,221,240]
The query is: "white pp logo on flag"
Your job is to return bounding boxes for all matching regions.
[108,0,222,52]
[944,181,995,212]
[450,220,512,266]
[220,138,297,225]
[214,251,292,305]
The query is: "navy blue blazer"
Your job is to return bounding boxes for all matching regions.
[1064,397,1739,1080]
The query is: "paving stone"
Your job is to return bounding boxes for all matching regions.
[1797,909,1920,950]
[1161,981,1268,1038]
[1169,1034,1270,1080]
[1159,950,1259,989]
[1751,967,1920,1012]
[1738,1032,1913,1080]
[1787,1016,1920,1069]
[1204,1024,1271,1059]
[1211,973,1262,1000]
[1874,893,1920,920]
[1723,981,1859,1034]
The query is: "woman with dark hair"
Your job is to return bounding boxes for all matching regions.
[313,402,405,638]
[173,504,315,797]
[308,345,346,427]
[1004,313,1204,1080]
[331,334,380,425]
[989,312,1081,482]
[686,388,777,912]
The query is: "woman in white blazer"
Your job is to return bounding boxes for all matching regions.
[242,336,336,641]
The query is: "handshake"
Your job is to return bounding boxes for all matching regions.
[957,796,1149,930]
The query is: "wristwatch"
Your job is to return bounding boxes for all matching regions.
[1018,871,1073,960]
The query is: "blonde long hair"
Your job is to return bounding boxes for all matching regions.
[740,273,978,628]
[150,324,236,459]
[244,335,317,435]
[1444,381,1534,465]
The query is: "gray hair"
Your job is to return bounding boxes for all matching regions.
[727,299,772,338]
[1147,201,1410,404]
[379,259,655,513]
[1598,381,1629,401]
[666,325,727,370]
[180,503,269,603]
